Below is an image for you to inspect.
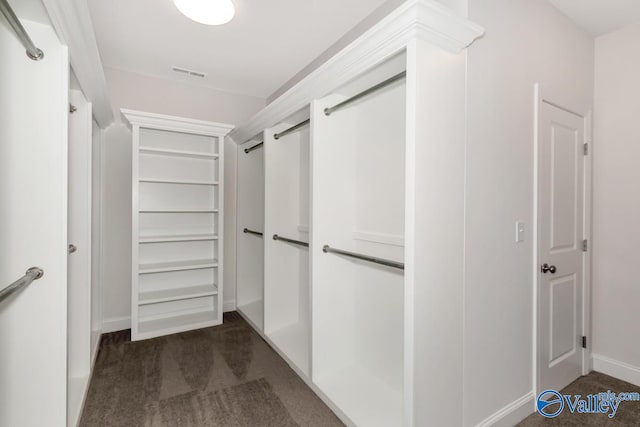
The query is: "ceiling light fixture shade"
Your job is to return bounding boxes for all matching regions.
[173,0,235,26]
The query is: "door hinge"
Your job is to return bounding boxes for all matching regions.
[583,239,588,252]
[582,336,587,349]
[584,143,589,155]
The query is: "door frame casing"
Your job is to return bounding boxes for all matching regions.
[533,84,593,395]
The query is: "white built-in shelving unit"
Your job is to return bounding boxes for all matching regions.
[228,1,484,426]
[123,110,233,341]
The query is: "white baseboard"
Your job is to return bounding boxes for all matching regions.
[593,354,640,387]
[223,300,236,312]
[475,392,535,427]
[102,315,131,333]
[91,329,101,368]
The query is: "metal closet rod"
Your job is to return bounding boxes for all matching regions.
[0,267,44,304]
[274,119,310,140]
[243,228,263,237]
[322,245,404,271]
[324,71,407,116]
[244,141,263,154]
[273,234,309,248]
[0,0,44,60]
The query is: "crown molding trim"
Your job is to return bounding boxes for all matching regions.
[121,109,235,136]
[42,0,114,128]
[229,0,484,144]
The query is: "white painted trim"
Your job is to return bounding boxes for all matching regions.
[121,109,234,136]
[218,137,226,321]
[532,83,541,401]
[582,111,593,375]
[223,300,237,312]
[98,128,107,335]
[102,316,131,333]
[593,355,640,387]
[41,0,114,128]
[91,331,101,369]
[475,392,535,427]
[229,0,484,144]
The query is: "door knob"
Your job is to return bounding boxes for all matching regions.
[68,244,77,254]
[541,263,556,274]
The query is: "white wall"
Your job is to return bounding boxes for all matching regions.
[592,23,640,386]
[101,67,264,331]
[463,0,594,425]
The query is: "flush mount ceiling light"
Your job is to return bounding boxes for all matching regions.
[173,0,235,25]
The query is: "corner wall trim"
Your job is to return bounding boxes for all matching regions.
[102,316,131,333]
[593,354,640,387]
[474,392,535,427]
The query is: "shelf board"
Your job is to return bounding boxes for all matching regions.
[139,284,218,305]
[139,259,218,274]
[139,209,219,213]
[315,365,402,427]
[139,146,219,159]
[138,310,219,337]
[139,178,219,186]
[139,234,219,243]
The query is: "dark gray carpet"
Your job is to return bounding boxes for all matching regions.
[518,371,640,426]
[80,312,343,427]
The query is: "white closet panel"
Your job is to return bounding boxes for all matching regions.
[124,110,232,341]
[263,110,311,377]
[229,2,484,425]
[236,140,265,331]
[311,53,407,427]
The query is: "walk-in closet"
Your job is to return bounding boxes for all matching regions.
[13,0,629,426]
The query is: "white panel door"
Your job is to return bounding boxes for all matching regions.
[538,100,586,393]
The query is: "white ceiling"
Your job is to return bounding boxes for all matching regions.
[87,0,389,99]
[548,0,640,36]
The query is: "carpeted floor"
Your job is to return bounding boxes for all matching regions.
[80,312,344,427]
[518,371,640,426]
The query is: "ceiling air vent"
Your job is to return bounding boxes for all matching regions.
[172,66,207,78]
